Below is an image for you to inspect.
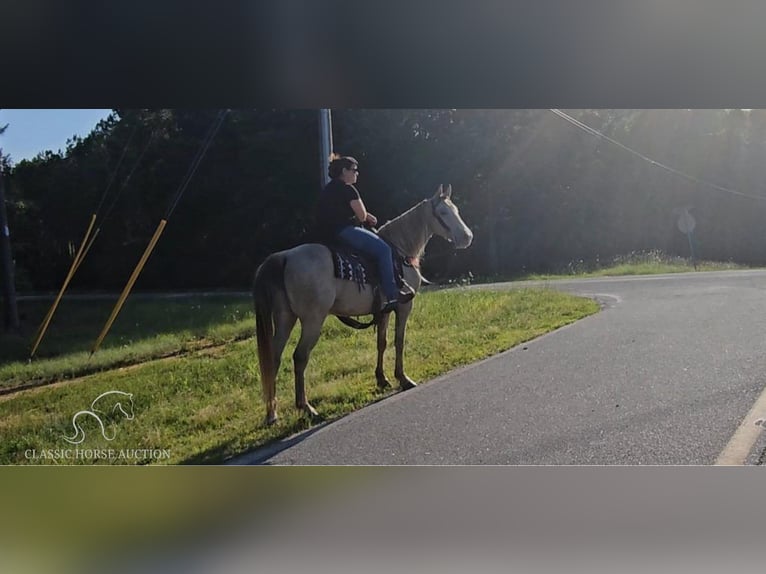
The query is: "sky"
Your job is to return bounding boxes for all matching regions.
[0,109,113,164]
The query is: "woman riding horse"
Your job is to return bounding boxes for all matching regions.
[255,182,473,425]
[314,154,414,313]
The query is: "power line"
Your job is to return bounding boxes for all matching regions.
[30,120,158,359]
[100,129,159,224]
[90,110,231,357]
[77,129,160,265]
[165,109,230,219]
[549,109,766,202]
[93,124,138,217]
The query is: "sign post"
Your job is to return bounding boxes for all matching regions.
[676,208,697,271]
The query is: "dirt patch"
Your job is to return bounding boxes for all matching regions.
[0,337,248,402]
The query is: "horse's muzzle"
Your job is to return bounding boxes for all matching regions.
[455,229,474,249]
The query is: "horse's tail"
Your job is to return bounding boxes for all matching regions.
[253,253,287,422]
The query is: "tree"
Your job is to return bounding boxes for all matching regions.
[7,109,766,292]
[0,116,21,332]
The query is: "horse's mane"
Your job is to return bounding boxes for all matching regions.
[377,199,429,231]
[377,200,431,259]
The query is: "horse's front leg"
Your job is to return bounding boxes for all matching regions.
[394,302,417,390]
[375,312,392,390]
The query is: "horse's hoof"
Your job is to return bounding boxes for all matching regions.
[299,403,321,421]
[377,377,392,390]
[397,377,418,390]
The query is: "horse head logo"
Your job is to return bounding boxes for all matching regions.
[63,391,135,445]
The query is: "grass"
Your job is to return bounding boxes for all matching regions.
[0,288,598,465]
[0,294,254,390]
[511,250,752,281]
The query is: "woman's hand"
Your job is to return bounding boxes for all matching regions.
[365,213,378,226]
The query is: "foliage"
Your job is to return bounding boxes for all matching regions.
[5,109,766,292]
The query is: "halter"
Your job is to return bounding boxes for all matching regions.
[430,197,454,237]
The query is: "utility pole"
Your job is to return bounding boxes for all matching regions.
[318,109,333,187]
[0,169,20,333]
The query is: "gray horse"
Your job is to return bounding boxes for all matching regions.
[253,184,473,425]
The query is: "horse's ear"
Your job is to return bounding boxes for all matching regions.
[432,184,443,200]
[444,184,452,199]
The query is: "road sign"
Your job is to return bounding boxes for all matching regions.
[677,210,696,234]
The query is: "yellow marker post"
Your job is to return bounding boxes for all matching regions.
[90,219,168,356]
[30,214,97,359]
[73,227,102,275]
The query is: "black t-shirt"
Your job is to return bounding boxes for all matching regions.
[313,179,361,242]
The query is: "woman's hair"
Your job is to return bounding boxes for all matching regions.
[328,154,358,179]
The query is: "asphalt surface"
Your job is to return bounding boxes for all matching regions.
[233,270,766,465]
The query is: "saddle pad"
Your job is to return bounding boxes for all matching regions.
[332,250,374,288]
[329,246,406,291]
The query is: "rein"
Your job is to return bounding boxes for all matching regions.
[335,198,447,330]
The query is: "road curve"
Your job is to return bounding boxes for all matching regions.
[234,270,766,465]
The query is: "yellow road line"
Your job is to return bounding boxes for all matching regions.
[715,385,766,465]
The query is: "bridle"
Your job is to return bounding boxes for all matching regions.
[430,198,454,238]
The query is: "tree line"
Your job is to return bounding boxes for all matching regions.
[2,108,766,292]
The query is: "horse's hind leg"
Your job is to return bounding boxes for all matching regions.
[375,312,392,389]
[272,304,297,384]
[293,314,326,419]
[261,295,297,426]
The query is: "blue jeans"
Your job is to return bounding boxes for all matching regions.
[337,226,398,300]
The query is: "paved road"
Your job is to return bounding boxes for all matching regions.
[234,270,766,465]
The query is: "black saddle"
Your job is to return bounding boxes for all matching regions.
[322,238,411,330]
[325,242,406,292]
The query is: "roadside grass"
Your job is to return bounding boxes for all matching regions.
[0,288,598,465]
[517,250,750,281]
[523,260,746,280]
[0,294,254,390]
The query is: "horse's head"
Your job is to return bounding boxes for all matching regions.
[428,185,473,249]
[111,392,135,421]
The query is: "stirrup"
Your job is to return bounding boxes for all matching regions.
[397,289,415,304]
